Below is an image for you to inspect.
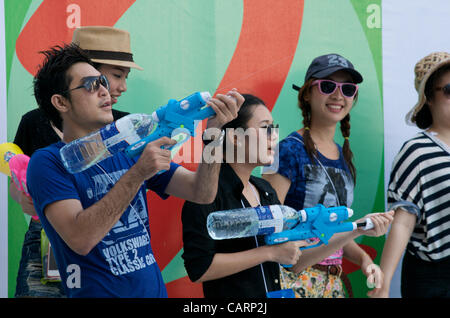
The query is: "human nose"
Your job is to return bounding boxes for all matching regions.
[330,84,344,99]
[98,83,109,97]
[118,79,127,93]
[269,126,279,141]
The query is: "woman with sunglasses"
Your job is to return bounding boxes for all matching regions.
[372,52,450,298]
[181,94,308,298]
[263,54,393,298]
[10,26,139,298]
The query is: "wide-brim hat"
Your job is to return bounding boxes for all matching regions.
[406,51,450,125]
[72,26,143,70]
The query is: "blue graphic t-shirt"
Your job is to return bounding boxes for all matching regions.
[27,141,179,297]
[265,132,354,265]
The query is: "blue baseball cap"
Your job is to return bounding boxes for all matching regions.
[293,53,363,91]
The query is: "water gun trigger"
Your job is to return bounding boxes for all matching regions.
[155,128,191,176]
[163,128,191,153]
[299,241,323,251]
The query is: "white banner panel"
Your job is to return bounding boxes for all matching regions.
[383,0,450,298]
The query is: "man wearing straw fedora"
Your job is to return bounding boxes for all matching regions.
[11,26,142,298]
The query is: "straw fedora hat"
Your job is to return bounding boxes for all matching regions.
[72,26,143,70]
[406,51,450,125]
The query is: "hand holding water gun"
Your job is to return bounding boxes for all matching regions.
[125,91,216,158]
[125,89,243,157]
[264,205,374,249]
[60,90,243,174]
[207,204,386,267]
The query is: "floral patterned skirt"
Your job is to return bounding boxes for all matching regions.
[280,266,347,298]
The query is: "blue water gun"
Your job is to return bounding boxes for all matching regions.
[266,205,359,248]
[125,91,215,158]
[266,204,373,267]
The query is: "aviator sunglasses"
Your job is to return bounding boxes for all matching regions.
[312,79,358,98]
[62,74,110,94]
[435,83,450,98]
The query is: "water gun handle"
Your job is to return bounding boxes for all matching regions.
[125,134,157,158]
[195,105,216,120]
[266,220,357,268]
[265,229,310,268]
[356,218,374,230]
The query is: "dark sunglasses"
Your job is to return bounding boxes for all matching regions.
[62,75,110,94]
[435,83,450,98]
[312,79,358,98]
[261,123,279,137]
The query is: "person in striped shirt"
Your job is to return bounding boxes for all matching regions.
[374,52,450,298]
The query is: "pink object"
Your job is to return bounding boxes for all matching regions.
[9,154,38,221]
[311,79,359,98]
[9,154,30,195]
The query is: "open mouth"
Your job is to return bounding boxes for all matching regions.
[101,101,112,109]
[326,104,344,113]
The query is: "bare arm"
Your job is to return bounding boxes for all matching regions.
[165,163,221,204]
[196,241,305,283]
[343,240,374,270]
[343,239,385,293]
[9,180,37,217]
[44,137,174,256]
[368,208,416,297]
[291,231,360,273]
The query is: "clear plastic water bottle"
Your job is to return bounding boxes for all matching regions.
[60,113,155,174]
[207,205,305,240]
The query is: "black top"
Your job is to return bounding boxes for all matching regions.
[181,163,281,298]
[13,108,130,156]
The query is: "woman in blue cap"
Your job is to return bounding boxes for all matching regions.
[263,53,394,297]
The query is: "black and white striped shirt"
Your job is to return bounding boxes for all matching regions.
[388,132,450,262]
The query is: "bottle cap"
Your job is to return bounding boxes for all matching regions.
[200,91,212,103]
[347,208,354,218]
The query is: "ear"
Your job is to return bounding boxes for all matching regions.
[425,95,434,108]
[303,90,311,103]
[51,94,70,114]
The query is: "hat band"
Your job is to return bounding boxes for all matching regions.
[85,49,134,62]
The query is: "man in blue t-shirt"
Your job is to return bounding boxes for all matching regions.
[27,43,243,297]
